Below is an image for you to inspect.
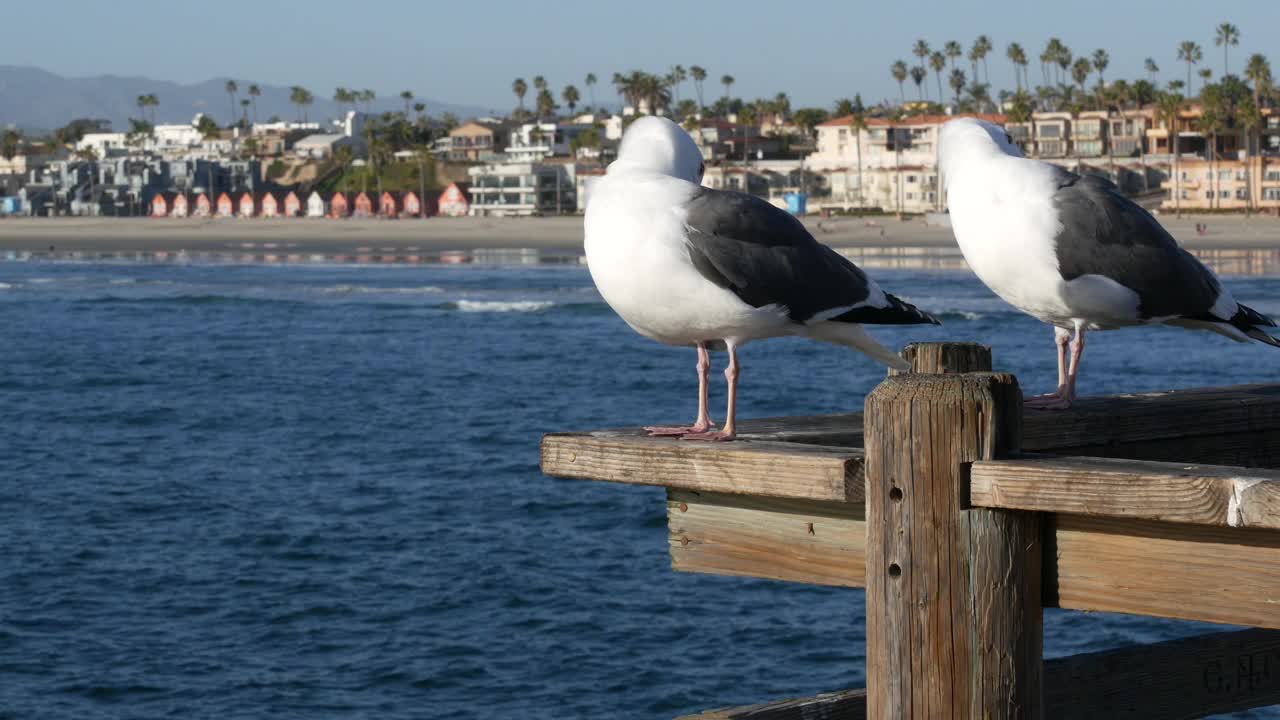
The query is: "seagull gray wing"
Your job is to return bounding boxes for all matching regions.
[682,187,937,325]
[1052,170,1222,319]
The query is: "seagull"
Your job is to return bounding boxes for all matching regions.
[939,116,1278,409]
[584,116,939,441]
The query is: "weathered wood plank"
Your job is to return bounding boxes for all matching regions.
[889,341,993,376]
[675,688,868,719]
[1055,515,1280,630]
[541,432,863,502]
[675,629,1280,720]
[667,490,865,588]
[865,373,1041,718]
[971,456,1280,529]
[1043,628,1280,719]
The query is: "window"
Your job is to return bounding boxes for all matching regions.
[1181,190,1191,199]
[906,175,917,183]
[1039,124,1061,138]
[1267,171,1280,182]
[1205,191,1214,199]
[1220,170,1232,180]
[838,129,848,139]
[1180,171,1190,181]
[1264,188,1280,200]
[1221,190,1231,198]
[1236,188,1248,199]
[905,192,915,200]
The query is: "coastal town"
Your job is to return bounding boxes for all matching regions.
[2,27,1278,221]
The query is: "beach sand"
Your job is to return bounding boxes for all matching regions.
[1,213,1279,255]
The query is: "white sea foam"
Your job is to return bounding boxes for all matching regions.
[456,300,554,313]
[0,282,13,290]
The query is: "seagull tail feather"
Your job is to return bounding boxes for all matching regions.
[1246,327,1280,348]
[807,322,911,371]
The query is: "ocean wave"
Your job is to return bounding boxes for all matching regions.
[320,284,445,295]
[455,300,555,313]
[74,294,304,307]
[938,310,986,321]
[0,282,13,290]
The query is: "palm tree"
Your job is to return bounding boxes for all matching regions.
[248,84,261,124]
[912,39,931,67]
[690,66,707,109]
[240,98,251,127]
[0,129,20,161]
[929,52,947,104]
[1244,54,1273,109]
[1144,58,1159,84]
[1198,67,1213,94]
[720,74,734,101]
[1177,41,1202,98]
[289,86,313,122]
[1055,43,1073,87]
[512,78,528,116]
[670,65,687,104]
[1238,97,1262,215]
[973,35,993,83]
[1215,22,1240,76]
[585,72,598,110]
[1092,49,1109,90]
[400,90,414,116]
[945,41,963,73]
[1007,43,1026,92]
[225,80,238,125]
[910,66,928,103]
[562,85,580,115]
[849,109,867,211]
[949,68,966,105]
[1071,58,1092,97]
[360,89,376,115]
[1156,91,1183,216]
[1169,79,1186,97]
[533,76,547,94]
[1198,87,1226,209]
[535,88,557,121]
[136,95,148,123]
[891,61,909,105]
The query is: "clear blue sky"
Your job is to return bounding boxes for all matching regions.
[4,0,1277,113]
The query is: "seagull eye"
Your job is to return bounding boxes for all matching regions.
[698,162,705,177]
[1004,132,1013,144]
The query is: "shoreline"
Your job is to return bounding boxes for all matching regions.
[1,214,1279,255]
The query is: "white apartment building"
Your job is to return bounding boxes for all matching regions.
[466,159,577,216]
[808,113,1005,213]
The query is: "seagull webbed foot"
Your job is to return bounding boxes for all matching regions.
[1024,393,1074,410]
[645,421,715,437]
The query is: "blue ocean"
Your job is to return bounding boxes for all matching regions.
[2,255,1279,719]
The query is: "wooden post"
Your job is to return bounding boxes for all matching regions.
[893,341,993,375]
[865,371,1042,718]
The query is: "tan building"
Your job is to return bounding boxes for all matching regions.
[1155,106,1280,212]
[447,122,502,162]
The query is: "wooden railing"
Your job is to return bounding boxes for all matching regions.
[540,342,1280,719]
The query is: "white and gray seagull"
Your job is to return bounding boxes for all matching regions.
[939,116,1278,410]
[585,116,939,441]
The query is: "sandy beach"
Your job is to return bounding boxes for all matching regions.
[2,213,1279,255]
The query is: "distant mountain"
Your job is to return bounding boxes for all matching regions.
[0,66,493,134]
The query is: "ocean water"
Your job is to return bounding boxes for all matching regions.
[2,258,1279,719]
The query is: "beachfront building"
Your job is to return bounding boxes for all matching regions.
[808,113,1006,213]
[294,134,351,159]
[353,192,373,218]
[402,191,422,217]
[447,122,503,162]
[261,193,279,218]
[216,192,233,217]
[466,159,577,216]
[238,192,255,217]
[329,192,349,218]
[504,122,597,162]
[284,191,301,217]
[1154,106,1280,212]
[172,193,189,218]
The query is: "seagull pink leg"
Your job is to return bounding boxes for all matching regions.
[645,343,716,436]
[683,342,738,442]
[1028,327,1084,410]
[1025,327,1071,408]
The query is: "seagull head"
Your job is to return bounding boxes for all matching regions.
[610,116,705,184]
[938,117,1022,186]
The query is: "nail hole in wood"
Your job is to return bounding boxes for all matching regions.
[889,487,903,502]
[888,563,901,578]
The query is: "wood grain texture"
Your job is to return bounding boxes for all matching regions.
[541,432,863,502]
[675,688,868,720]
[889,341,993,376]
[971,456,1280,529]
[676,629,1280,720]
[667,490,865,588]
[1054,515,1280,629]
[864,373,1042,719]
